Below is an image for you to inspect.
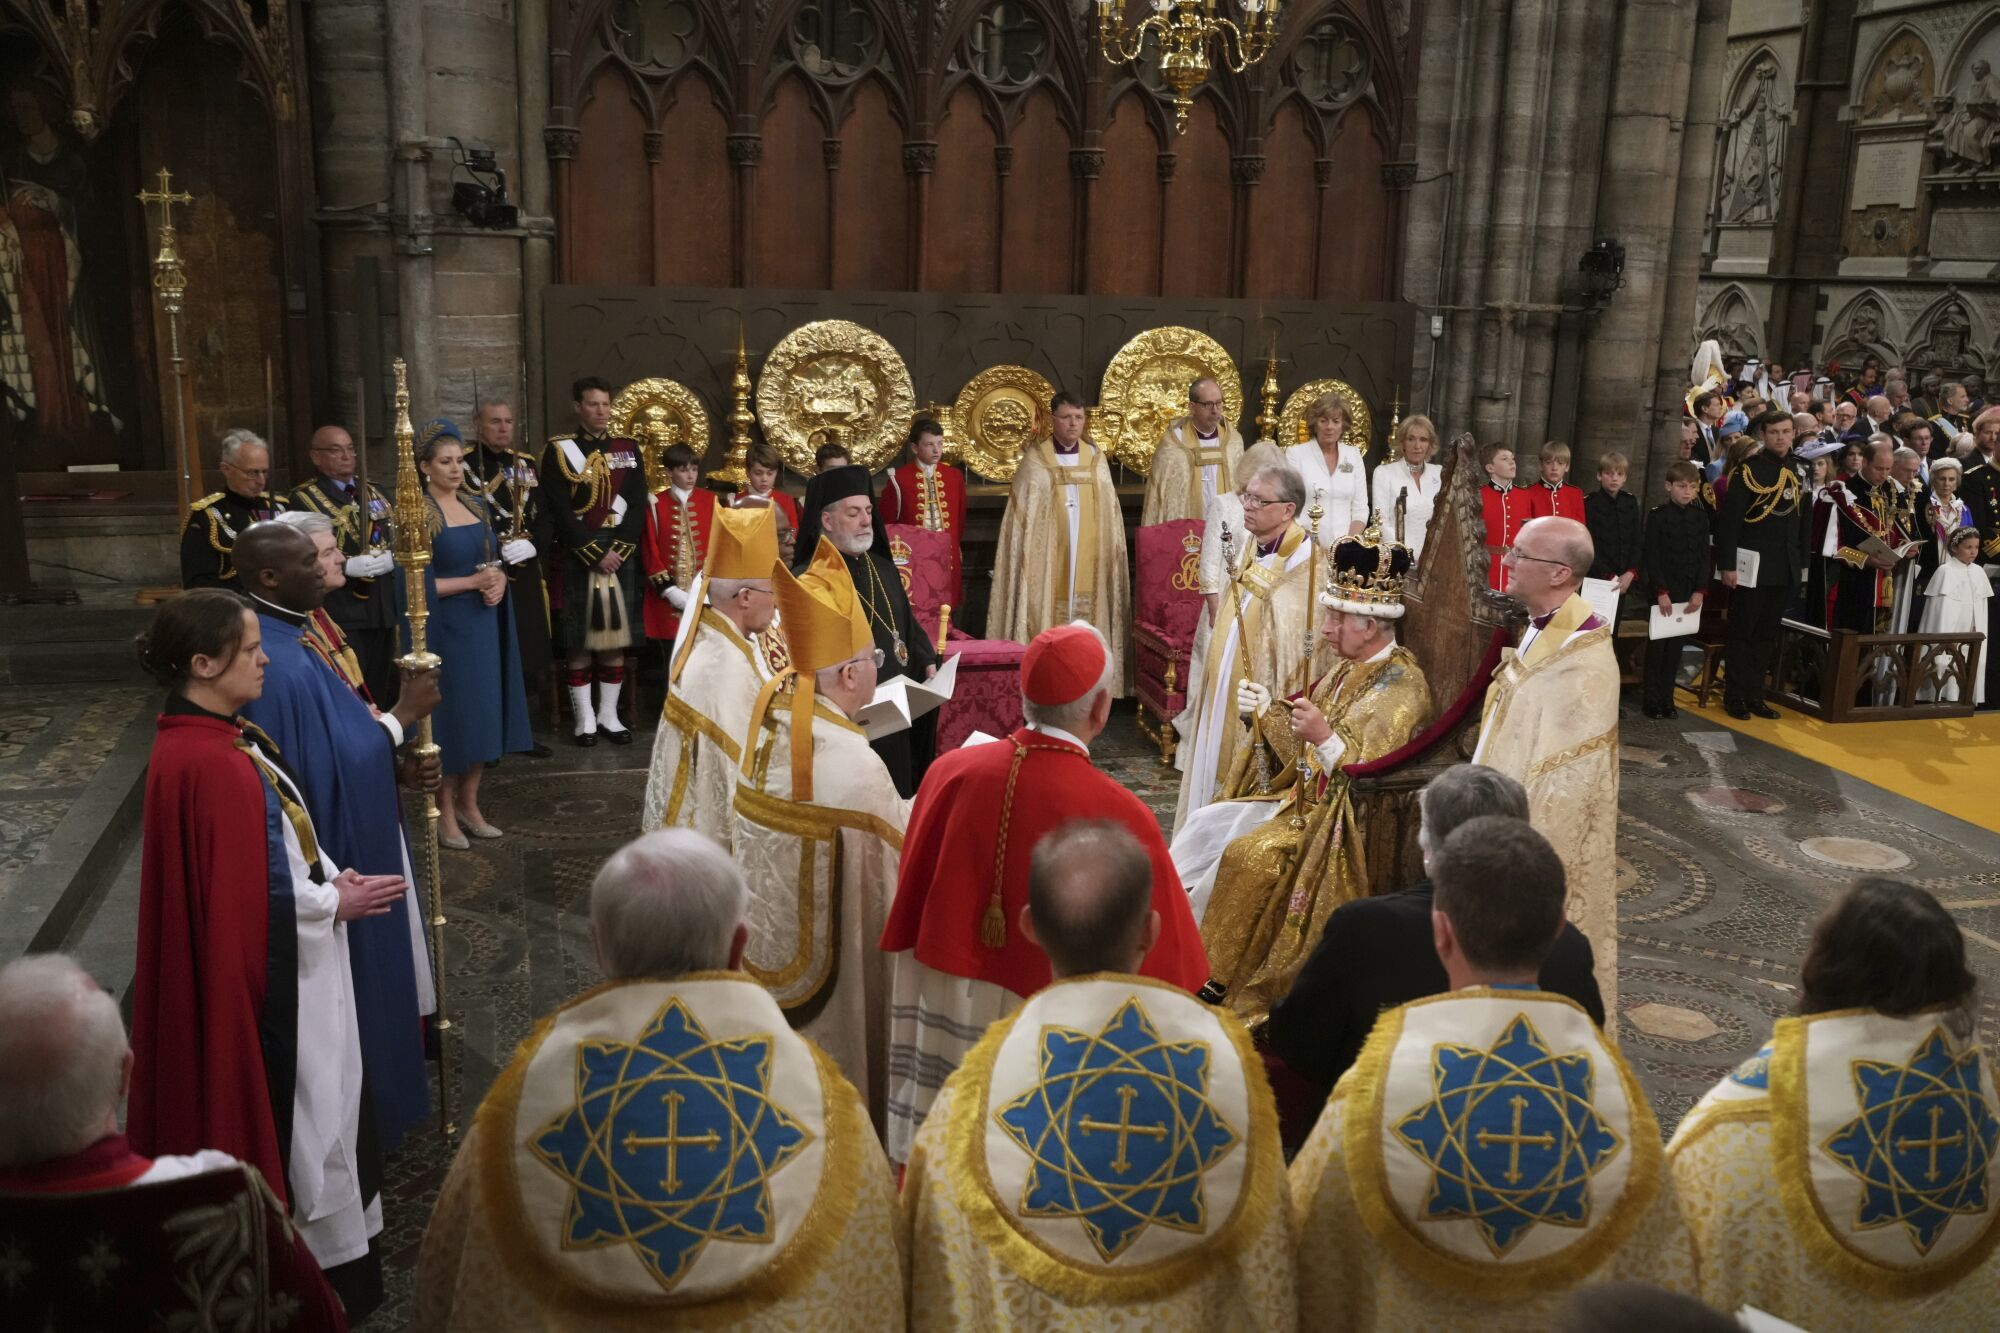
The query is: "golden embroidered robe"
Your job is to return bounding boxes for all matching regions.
[411,976,905,1332]
[1289,990,1697,1331]
[989,439,1130,695]
[1195,644,1431,1025]
[900,975,1297,1331]
[641,608,767,842]
[733,690,908,1134]
[1142,417,1245,525]
[1666,1011,2000,1331]
[1473,593,1623,1022]
[1172,522,1318,834]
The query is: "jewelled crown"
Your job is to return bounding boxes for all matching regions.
[1320,514,1414,620]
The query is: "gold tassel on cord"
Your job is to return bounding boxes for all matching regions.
[982,742,1031,949]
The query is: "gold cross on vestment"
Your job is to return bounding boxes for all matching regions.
[1476,1094,1557,1185]
[137,167,192,230]
[1896,1105,1965,1184]
[622,1090,721,1193]
[1079,1082,1168,1175]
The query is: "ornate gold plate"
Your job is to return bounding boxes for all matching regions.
[949,365,1055,482]
[755,320,915,474]
[1097,327,1243,475]
[1277,378,1374,453]
[611,377,712,495]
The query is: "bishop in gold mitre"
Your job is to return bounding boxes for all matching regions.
[988,392,1131,693]
[733,535,909,1132]
[641,505,779,845]
[1141,376,1246,525]
[1174,517,1433,1026]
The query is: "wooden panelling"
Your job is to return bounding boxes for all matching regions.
[1160,95,1233,298]
[1090,91,1162,296]
[930,83,999,293]
[1246,99,1321,299]
[573,68,653,286]
[1001,89,1072,294]
[1320,108,1391,301]
[655,73,734,288]
[833,79,909,290]
[754,75,831,289]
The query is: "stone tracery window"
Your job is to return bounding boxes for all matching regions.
[959,2,1049,88]
[609,0,701,71]
[1293,18,1368,110]
[792,0,880,80]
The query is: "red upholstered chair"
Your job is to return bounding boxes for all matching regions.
[888,524,971,647]
[1131,519,1206,763]
[889,523,1023,749]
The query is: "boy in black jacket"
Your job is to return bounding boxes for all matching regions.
[1642,460,1712,718]
[1583,450,1642,616]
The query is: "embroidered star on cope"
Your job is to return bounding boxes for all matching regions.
[1394,1013,1623,1256]
[529,998,812,1291]
[1823,1028,1999,1255]
[993,998,1239,1261]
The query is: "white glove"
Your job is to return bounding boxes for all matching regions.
[665,585,689,611]
[345,551,395,578]
[1236,680,1272,720]
[500,538,537,565]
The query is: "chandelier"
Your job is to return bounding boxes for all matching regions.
[1095,0,1283,134]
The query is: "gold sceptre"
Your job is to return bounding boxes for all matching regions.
[137,168,196,522]
[708,321,754,488]
[389,356,454,1139]
[1289,489,1325,827]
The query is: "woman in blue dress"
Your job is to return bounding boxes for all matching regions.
[415,419,533,847]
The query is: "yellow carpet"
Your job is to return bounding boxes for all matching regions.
[1682,699,2000,836]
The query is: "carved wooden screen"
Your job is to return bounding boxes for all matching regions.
[549,0,1413,301]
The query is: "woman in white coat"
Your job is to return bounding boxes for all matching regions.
[1283,392,1370,541]
[1370,413,1443,555]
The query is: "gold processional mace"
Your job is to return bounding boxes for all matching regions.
[389,356,455,1139]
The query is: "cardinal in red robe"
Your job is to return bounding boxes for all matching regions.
[877,623,1209,1165]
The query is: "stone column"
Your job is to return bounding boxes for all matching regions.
[387,0,437,413]
[519,0,552,433]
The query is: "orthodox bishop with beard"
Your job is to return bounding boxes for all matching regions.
[734,536,909,1131]
[641,505,778,842]
[989,392,1131,692]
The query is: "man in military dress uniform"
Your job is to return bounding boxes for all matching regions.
[467,398,554,753]
[795,464,938,797]
[287,424,398,706]
[543,377,648,747]
[180,428,288,589]
[1716,409,1807,720]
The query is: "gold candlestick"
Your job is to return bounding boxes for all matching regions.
[137,168,196,521]
[390,356,454,1140]
[708,321,755,488]
[1256,343,1281,444]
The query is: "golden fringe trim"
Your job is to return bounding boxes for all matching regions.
[1768,1013,2000,1298]
[1526,725,1619,782]
[983,742,1030,949]
[473,975,868,1330]
[1340,989,1665,1301]
[945,974,1285,1305]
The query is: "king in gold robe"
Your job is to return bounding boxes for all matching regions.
[989,416,1130,694]
[901,975,1296,1331]
[1172,514,1317,834]
[1473,590,1622,1021]
[1666,1009,2000,1331]
[641,506,778,842]
[734,537,909,1132]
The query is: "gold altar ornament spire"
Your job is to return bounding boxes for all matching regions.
[709,320,755,487]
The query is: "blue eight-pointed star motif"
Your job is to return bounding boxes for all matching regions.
[994,998,1239,1261]
[1394,1013,1624,1256]
[529,998,812,1291]
[1823,1028,1999,1255]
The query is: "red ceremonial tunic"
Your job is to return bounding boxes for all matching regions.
[1482,482,1528,590]
[881,462,968,605]
[127,712,293,1207]
[640,486,718,640]
[729,487,801,531]
[1526,480,1586,524]
[881,727,1209,997]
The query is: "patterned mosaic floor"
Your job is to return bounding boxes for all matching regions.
[335,704,2000,1328]
[0,683,154,898]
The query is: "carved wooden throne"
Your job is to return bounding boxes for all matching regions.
[1343,433,1524,893]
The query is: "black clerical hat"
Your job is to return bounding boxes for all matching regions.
[795,464,888,568]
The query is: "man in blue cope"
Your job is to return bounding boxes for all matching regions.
[231,522,442,1149]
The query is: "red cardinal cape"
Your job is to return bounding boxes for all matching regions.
[127,712,296,1207]
[881,727,1209,997]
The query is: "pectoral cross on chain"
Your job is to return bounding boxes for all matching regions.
[1079,1083,1167,1175]
[1475,1094,1556,1185]
[622,1090,721,1193]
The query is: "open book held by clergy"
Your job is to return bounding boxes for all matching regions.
[879,623,1210,1167]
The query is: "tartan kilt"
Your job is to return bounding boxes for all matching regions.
[555,555,642,654]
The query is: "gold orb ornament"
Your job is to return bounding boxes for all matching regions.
[1097,327,1243,475]
[755,320,915,474]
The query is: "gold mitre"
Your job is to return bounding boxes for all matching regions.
[704,505,780,580]
[1320,512,1415,620]
[773,535,873,672]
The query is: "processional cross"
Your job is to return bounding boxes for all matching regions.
[1079,1082,1169,1175]
[623,1090,722,1193]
